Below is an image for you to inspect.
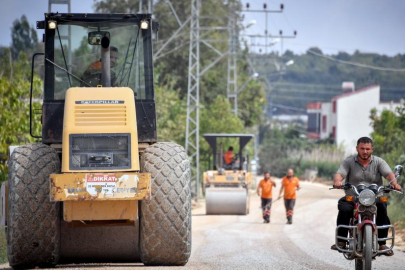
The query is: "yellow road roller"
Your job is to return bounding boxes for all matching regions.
[0,13,191,269]
[203,134,254,215]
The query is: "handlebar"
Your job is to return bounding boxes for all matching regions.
[329,184,359,195]
[330,184,403,195]
[383,186,404,195]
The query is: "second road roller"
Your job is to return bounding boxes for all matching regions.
[203,134,254,215]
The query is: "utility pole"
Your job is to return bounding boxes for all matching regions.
[227,3,284,115]
[185,0,232,200]
[227,0,238,114]
[186,0,200,200]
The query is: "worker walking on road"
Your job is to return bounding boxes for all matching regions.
[257,172,276,223]
[278,168,300,224]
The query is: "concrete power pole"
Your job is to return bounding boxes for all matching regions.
[185,0,201,200]
[227,1,238,114]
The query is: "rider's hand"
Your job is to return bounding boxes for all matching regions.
[391,182,402,191]
[333,179,343,188]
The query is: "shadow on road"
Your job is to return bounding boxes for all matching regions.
[0,264,146,270]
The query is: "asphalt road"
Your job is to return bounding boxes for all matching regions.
[1,180,404,270]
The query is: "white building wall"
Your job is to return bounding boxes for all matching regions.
[320,102,332,139]
[336,86,380,154]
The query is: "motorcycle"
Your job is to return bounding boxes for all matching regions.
[331,165,404,270]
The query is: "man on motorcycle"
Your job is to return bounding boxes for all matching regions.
[331,137,402,255]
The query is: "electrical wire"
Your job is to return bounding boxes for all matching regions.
[282,12,295,32]
[307,49,405,72]
[271,102,307,112]
[273,82,405,91]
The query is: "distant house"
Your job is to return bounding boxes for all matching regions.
[307,85,401,154]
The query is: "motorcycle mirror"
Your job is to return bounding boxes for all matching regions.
[394,165,403,178]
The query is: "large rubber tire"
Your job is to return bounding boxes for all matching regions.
[140,142,192,266]
[7,143,61,269]
[362,224,373,270]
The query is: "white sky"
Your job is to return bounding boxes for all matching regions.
[0,0,404,56]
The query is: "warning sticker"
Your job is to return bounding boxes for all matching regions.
[86,174,118,196]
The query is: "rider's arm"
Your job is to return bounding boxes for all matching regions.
[333,173,345,188]
[271,179,276,187]
[334,159,350,187]
[379,159,402,191]
[385,172,401,190]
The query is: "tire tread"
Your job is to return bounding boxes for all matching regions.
[7,143,61,269]
[140,142,191,266]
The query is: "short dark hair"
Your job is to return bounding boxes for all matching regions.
[110,46,118,53]
[357,137,373,146]
[264,172,270,175]
[228,146,233,151]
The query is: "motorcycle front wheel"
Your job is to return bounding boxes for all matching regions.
[354,224,373,270]
[363,224,373,270]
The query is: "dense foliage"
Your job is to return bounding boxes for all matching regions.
[0,14,42,183]
[370,104,405,225]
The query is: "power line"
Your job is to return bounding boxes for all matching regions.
[307,49,405,72]
[272,90,339,95]
[274,81,343,89]
[272,102,306,112]
[282,12,295,32]
[283,39,397,58]
[271,95,331,102]
[274,81,405,91]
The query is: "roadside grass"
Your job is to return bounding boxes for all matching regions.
[0,228,6,264]
[389,201,405,228]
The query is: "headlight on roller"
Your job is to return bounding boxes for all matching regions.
[359,189,375,206]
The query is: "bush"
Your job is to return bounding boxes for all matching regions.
[296,160,341,179]
[388,198,405,228]
[0,228,6,263]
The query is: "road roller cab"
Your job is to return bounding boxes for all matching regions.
[203,134,254,215]
[0,13,191,269]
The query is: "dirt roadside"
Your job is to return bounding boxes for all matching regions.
[394,222,405,252]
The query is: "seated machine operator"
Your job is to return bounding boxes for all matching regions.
[223,146,235,169]
[81,46,119,87]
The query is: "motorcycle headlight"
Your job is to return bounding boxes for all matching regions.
[359,189,376,206]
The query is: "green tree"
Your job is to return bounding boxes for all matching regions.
[10,15,38,59]
[199,95,245,170]
[155,84,187,144]
[0,51,42,183]
[370,104,405,226]
[238,75,266,127]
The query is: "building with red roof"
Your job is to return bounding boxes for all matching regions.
[307,85,400,154]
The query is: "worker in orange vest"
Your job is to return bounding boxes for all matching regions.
[257,172,276,223]
[278,168,300,224]
[223,146,234,167]
[81,46,119,87]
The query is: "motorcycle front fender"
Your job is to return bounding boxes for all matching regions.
[358,220,376,233]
